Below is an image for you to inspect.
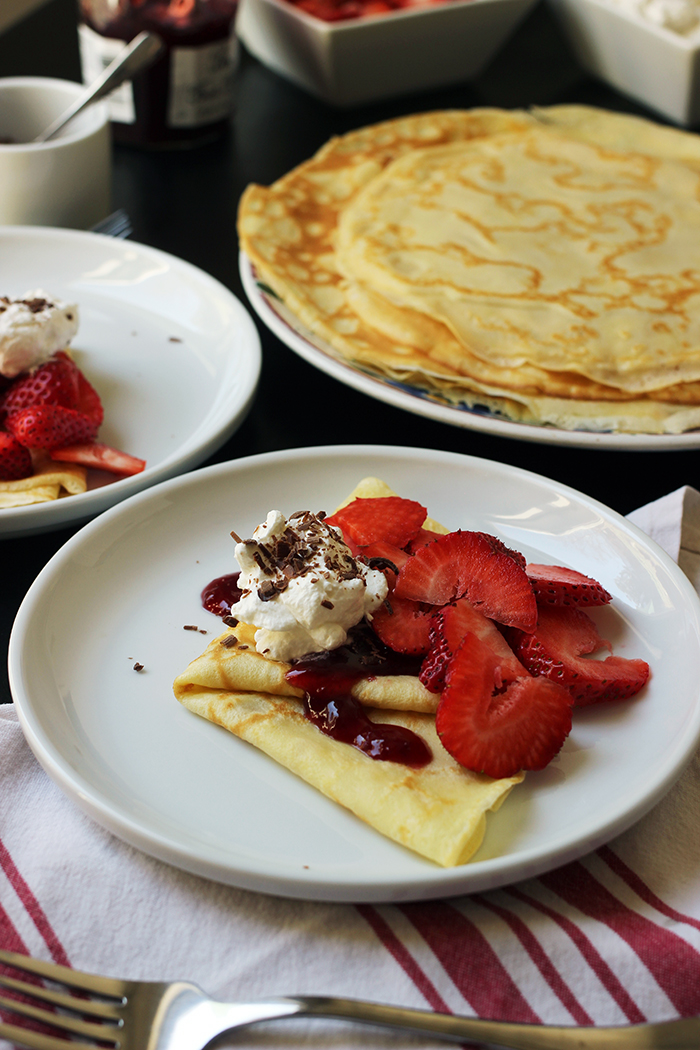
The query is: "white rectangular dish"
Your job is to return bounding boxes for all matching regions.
[548,0,700,126]
[236,0,539,106]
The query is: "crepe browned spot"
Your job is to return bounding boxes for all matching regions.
[174,477,523,867]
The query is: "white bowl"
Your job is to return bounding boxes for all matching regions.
[548,0,700,126]
[0,77,111,229]
[236,0,540,106]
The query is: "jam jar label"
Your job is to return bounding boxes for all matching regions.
[167,33,239,128]
[78,24,137,125]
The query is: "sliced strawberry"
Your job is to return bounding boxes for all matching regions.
[326,496,426,549]
[49,442,146,476]
[395,530,537,632]
[436,632,573,778]
[507,604,650,705]
[358,540,409,586]
[0,431,32,481]
[405,527,444,553]
[75,369,104,426]
[6,405,99,451]
[419,616,453,693]
[0,351,79,419]
[527,564,612,608]
[370,595,433,655]
[420,596,527,693]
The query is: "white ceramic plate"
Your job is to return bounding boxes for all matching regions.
[0,228,261,538]
[241,252,700,451]
[9,445,700,902]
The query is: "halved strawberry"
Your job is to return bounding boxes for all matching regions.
[369,595,433,655]
[49,442,146,476]
[395,530,537,632]
[0,351,79,419]
[527,564,612,608]
[507,604,650,705]
[436,632,573,778]
[0,431,32,481]
[420,596,527,693]
[326,496,426,548]
[6,405,99,451]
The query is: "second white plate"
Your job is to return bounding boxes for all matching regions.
[9,445,700,901]
[0,228,261,538]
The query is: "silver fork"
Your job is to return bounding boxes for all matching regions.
[0,949,696,1050]
[89,209,133,239]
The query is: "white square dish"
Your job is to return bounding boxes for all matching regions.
[236,0,539,106]
[548,0,700,126]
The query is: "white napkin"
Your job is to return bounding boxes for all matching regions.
[3,488,700,1048]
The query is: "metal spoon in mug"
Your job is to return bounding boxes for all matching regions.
[34,31,164,144]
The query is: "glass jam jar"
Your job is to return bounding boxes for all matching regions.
[78,0,239,148]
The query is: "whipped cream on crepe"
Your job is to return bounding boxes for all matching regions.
[230,509,388,663]
[0,291,79,378]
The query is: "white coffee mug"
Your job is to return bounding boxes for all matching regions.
[0,77,111,229]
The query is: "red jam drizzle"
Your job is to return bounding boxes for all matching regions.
[287,628,431,768]
[201,578,432,769]
[201,572,242,617]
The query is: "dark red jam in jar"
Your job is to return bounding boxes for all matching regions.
[78,0,238,148]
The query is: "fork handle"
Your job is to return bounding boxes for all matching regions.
[285,997,700,1049]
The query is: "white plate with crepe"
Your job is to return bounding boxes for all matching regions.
[9,445,700,902]
[0,227,261,539]
[239,106,700,451]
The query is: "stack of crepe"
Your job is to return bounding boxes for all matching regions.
[173,477,523,868]
[238,105,700,434]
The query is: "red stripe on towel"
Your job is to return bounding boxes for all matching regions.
[473,894,593,1025]
[399,902,541,1022]
[356,905,452,1013]
[506,885,645,1024]
[0,837,70,967]
[541,862,700,1016]
[0,899,29,956]
[598,845,700,933]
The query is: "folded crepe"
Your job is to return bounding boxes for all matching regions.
[0,453,86,508]
[173,478,524,867]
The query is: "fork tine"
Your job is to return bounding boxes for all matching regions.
[0,951,125,998]
[0,1020,102,1050]
[0,993,119,1043]
[0,974,121,1019]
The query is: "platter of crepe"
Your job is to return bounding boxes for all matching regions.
[0,227,261,538]
[239,106,700,450]
[9,445,700,902]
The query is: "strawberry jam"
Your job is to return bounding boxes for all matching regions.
[201,577,432,768]
[201,572,242,617]
[302,692,430,768]
[287,626,431,768]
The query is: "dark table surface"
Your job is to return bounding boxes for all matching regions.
[1,0,697,705]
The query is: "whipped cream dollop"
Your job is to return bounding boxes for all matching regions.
[230,509,388,663]
[0,291,79,379]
